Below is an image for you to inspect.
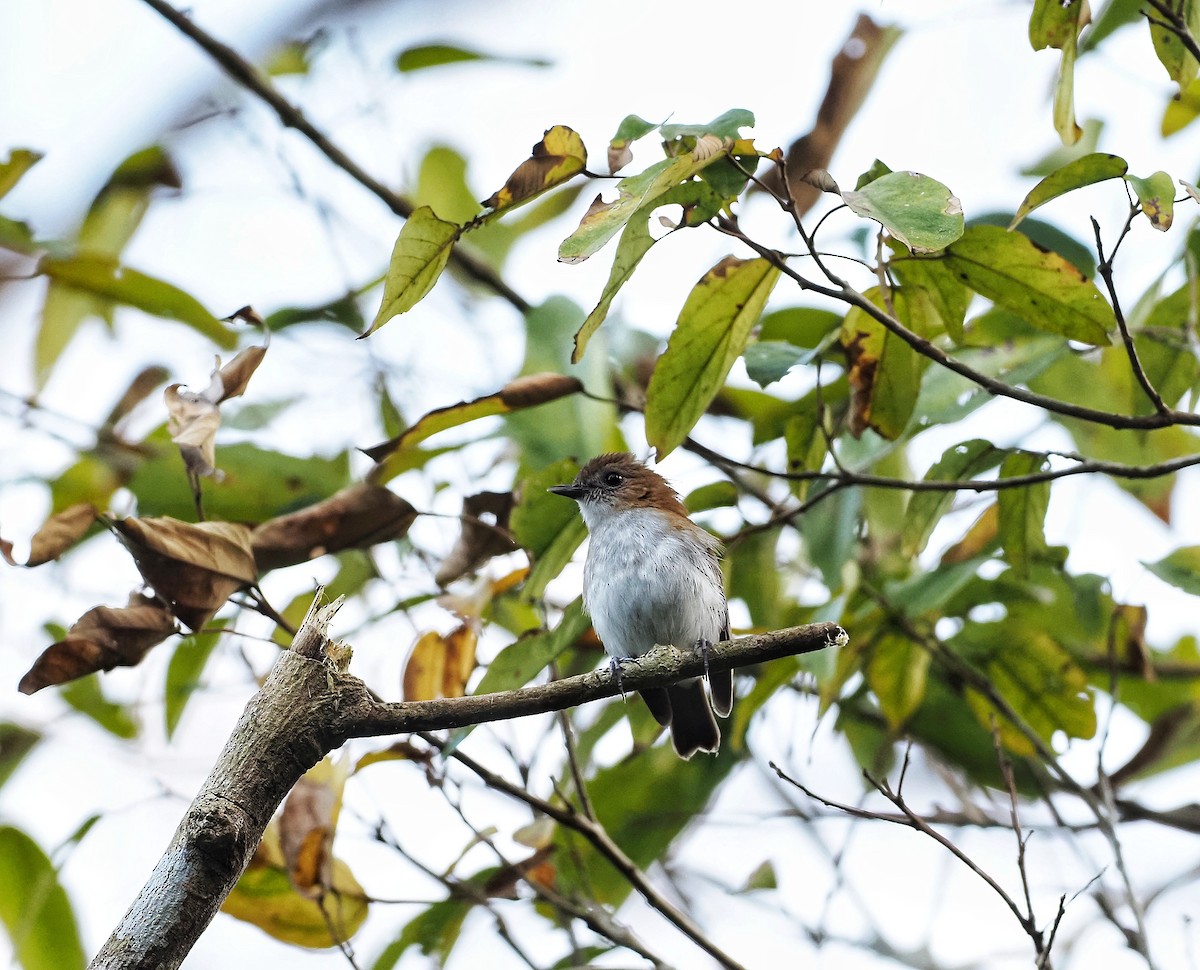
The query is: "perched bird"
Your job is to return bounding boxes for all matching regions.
[549,453,732,758]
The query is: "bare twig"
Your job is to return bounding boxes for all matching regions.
[1092,212,1169,414]
[137,0,531,313]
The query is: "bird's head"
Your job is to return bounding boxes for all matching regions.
[548,452,688,521]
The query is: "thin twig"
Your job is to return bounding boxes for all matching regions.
[138,0,530,313]
[1092,212,1169,414]
[435,741,750,970]
[714,219,1200,432]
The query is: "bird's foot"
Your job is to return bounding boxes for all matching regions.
[609,655,629,701]
[695,638,713,681]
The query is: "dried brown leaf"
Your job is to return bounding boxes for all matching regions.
[434,491,517,586]
[214,345,267,403]
[164,384,222,479]
[19,592,178,693]
[251,482,417,573]
[2,503,97,567]
[115,517,257,630]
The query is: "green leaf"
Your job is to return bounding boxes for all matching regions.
[1083,0,1144,51]
[373,897,471,968]
[958,624,1096,756]
[887,247,971,342]
[660,108,754,141]
[0,724,39,792]
[608,114,661,173]
[1009,153,1129,229]
[511,459,586,599]
[800,486,862,593]
[1029,0,1087,49]
[1150,1,1200,88]
[1163,78,1200,136]
[758,306,842,346]
[942,225,1113,344]
[394,43,550,73]
[739,860,778,892]
[867,633,932,730]
[0,148,42,201]
[1125,170,1175,230]
[684,480,739,513]
[164,622,227,739]
[128,434,351,523]
[365,374,583,479]
[726,529,782,628]
[841,171,964,253]
[571,180,724,362]
[855,158,894,189]
[840,287,927,439]
[473,600,590,695]
[645,256,780,459]
[743,340,822,388]
[365,207,460,336]
[1145,546,1200,595]
[996,451,1050,578]
[0,826,85,970]
[58,675,139,740]
[558,149,728,263]
[265,292,364,332]
[37,255,234,347]
[902,440,1006,557]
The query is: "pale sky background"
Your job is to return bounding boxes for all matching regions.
[2,1,1200,968]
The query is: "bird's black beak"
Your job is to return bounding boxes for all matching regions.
[548,484,584,500]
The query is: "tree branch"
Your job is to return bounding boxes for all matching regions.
[137,0,531,313]
[89,596,843,969]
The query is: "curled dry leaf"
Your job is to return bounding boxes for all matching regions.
[434,491,518,586]
[1,503,97,567]
[402,624,478,701]
[165,345,267,481]
[115,517,257,630]
[19,592,178,693]
[251,482,418,573]
[362,372,583,467]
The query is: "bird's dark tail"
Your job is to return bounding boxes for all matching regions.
[666,679,720,759]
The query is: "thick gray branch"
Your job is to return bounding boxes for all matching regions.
[90,609,843,970]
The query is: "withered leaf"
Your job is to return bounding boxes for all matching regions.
[165,345,268,482]
[363,372,583,468]
[19,592,177,693]
[251,482,417,573]
[481,126,587,214]
[2,503,98,567]
[115,517,257,630]
[434,491,517,586]
[760,15,901,214]
[402,624,478,701]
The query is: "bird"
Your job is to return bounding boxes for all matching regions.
[548,453,733,758]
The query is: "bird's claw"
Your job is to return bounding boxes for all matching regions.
[609,655,629,702]
[696,638,713,681]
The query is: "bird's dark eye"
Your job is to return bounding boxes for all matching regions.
[603,471,624,487]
